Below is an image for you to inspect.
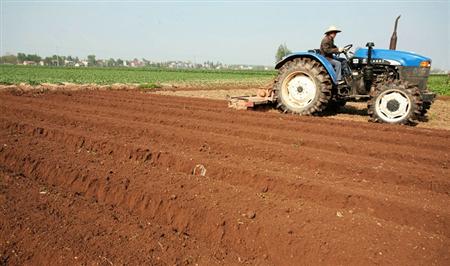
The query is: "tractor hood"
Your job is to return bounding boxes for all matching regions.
[354,48,431,67]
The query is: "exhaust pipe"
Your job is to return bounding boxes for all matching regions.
[364,42,375,92]
[389,15,401,50]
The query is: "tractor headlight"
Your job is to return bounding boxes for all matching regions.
[420,61,431,68]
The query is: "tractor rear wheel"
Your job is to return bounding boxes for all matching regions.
[368,80,422,125]
[273,58,332,115]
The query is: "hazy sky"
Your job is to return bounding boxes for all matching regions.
[1,0,449,69]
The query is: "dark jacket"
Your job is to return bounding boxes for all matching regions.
[320,35,339,58]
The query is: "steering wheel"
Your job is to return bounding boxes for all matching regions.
[343,44,353,53]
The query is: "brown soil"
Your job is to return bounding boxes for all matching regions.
[0,81,267,94]
[0,90,449,265]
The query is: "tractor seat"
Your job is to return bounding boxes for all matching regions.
[308,49,321,54]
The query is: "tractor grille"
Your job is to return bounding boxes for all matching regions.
[398,66,430,91]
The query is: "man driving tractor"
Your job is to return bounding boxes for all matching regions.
[320,25,345,84]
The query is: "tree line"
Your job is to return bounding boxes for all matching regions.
[1,45,294,68]
[0,53,115,66]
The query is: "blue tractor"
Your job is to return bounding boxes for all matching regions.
[229,16,435,125]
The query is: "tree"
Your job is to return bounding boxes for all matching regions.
[116,58,124,66]
[26,54,41,63]
[107,58,116,67]
[275,44,292,62]
[51,55,64,66]
[142,58,150,66]
[17,53,26,63]
[87,55,96,66]
[0,54,17,64]
[44,57,53,66]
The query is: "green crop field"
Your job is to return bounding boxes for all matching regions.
[427,74,450,96]
[1,65,449,95]
[0,65,275,86]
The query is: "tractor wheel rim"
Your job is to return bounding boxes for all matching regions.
[375,89,411,122]
[282,72,317,108]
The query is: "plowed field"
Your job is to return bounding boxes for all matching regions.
[0,90,449,265]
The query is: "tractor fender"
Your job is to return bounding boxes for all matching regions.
[275,52,338,85]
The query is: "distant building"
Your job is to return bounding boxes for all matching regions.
[75,61,88,67]
[64,60,75,66]
[96,59,107,67]
[23,61,37,66]
[130,58,143,67]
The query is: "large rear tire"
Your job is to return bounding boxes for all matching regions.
[273,58,332,115]
[368,80,422,125]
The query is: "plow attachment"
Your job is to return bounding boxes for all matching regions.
[227,88,275,110]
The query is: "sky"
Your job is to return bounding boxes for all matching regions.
[1,0,449,69]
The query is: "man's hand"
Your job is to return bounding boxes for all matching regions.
[338,47,344,53]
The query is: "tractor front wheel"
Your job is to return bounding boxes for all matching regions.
[419,101,432,121]
[273,58,332,115]
[368,80,422,125]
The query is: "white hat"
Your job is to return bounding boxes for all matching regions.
[325,25,341,35]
